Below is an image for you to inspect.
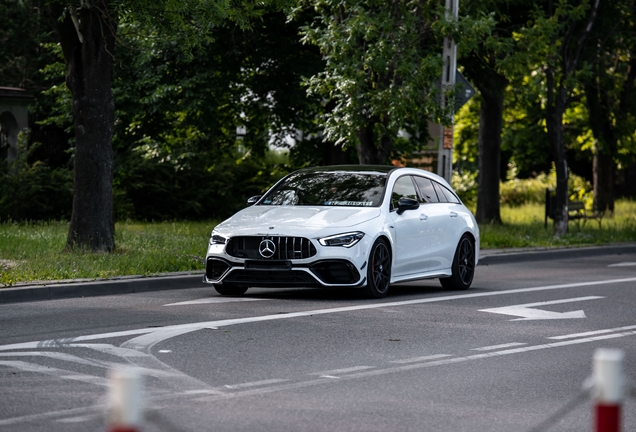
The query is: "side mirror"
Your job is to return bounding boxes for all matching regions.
[396,197,419,215]
[246,195,262,206]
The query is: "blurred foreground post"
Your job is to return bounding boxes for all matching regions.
[107,366,143,432]
[593,348,625,432]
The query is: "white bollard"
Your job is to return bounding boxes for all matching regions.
[593,348,625,432]
[107,366,143,432]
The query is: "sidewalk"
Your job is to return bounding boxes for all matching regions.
[2,243,635,304]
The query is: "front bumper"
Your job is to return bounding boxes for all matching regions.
[203,257,364,288]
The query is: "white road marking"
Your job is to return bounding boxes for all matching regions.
[191,326,636,403]
[479,296,603,321]
[0,351,109,368]
[0,360,108,386]
[390,354,452,364]
[608,262,636,267]
[471,342,527,351]
[158,350,172,353]
[223,378,290,389]
[183,389,225,395]
[68,343,152,358]
[548,324,636,340]
[164,297,270,306]
[310,366,374,376]
[3,325,636,427]
[1,277,635,354]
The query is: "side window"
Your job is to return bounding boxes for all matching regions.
[431,181,447,203]
[413,176,439,203]
[435,182,460,204]
[390,176,418,210]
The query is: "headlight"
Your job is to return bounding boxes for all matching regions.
[318,232,364,248]
[210,233,228,245]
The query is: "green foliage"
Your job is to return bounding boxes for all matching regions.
[0,131,73,221]
[451,170,478,207]
[499,162,593,207]
[0,0,55,88]
[298,0,459,152]
[114,149,290,221]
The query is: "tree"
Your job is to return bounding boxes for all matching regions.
[459,0,522,224]
[45,0,290,251]
[520,0,600,235]
[299,0,450,164]
[582,0,636,213]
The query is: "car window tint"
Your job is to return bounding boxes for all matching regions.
[431,181,447,203]
[413,176,439,203]
[390,176,418,210]
[438,183,460,203]
[260,171,387,207]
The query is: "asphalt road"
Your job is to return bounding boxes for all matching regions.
[1,252,635,432]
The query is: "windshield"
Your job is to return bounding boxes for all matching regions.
[260,171,387,207]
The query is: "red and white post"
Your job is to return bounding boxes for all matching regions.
[593,348,625,432]
[107,366,143,432]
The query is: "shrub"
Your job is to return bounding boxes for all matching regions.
[0,131,73,221]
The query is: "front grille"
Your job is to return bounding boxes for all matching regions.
[226,236,317,260]
[224,269,320,286]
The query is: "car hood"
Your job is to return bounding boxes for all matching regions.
[215,206,381,236]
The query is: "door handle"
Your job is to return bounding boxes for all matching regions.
[449,211,458,218]
[419,214,428,221]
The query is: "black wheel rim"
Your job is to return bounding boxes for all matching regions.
[371,243,391,293]
[457,238,475,285]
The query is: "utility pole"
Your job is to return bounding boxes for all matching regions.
[437,0,458,183]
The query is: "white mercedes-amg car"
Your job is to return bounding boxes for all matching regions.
[204,165,479,298]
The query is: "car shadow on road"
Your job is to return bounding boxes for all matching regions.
[242,281,451,303]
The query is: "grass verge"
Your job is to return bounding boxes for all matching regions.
[480,199,636,249]
[0,220,215,286]
[1,200,634,286]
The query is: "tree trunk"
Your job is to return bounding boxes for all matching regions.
[475,79,506,225]
[356,120,387,165]
[584,83,616,214]
[545,68,569,236]
[53,4,116,252]
[593,151,615,213]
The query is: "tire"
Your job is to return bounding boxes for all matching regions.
[214,284,249,296]
[362,238,391,299]
[439,234,475,290]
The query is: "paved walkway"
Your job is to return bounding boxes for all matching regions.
[2,243,635,304]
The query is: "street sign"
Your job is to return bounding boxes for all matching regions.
[454,70,475,113]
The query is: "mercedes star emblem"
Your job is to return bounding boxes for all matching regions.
[258,239,276,259]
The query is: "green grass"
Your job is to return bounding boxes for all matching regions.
[0,220,216,286]
[479,199,636,249]
[1,200,635,286]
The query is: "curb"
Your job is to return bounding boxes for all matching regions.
[478,243,636,265]
[1,273,206,304]
[2,243,635,304]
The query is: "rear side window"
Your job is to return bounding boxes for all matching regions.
[437,182,460,203]
[413,176,439,203]
[431,181,447,203]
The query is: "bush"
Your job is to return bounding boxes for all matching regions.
[451,171,478,206]
[452,162,594,208]
[0,131,73,221]
[113,149,290,221]
[500,162,593,207]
